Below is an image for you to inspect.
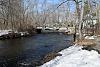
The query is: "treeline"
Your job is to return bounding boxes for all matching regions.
[0,0,76,31]
[0,0,100,35]
[0,0,40,31]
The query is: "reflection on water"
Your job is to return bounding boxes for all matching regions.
[0,33,73,67]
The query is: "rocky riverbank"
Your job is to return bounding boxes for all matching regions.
[0,29,36,40]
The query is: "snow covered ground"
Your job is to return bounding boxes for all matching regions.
[85,36,97,40]
[41,45,100,67]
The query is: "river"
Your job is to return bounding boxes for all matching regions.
[0,33,73,67]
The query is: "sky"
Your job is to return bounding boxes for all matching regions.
[24,0,75,13]
[47,0,75,12]
[48,0,60,3]
[39,0,75,12]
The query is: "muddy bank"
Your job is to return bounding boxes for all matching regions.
[18,51,63,67]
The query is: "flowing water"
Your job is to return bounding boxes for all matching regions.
[0,33,73,67]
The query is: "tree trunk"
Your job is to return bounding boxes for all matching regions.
[78,0,84,39]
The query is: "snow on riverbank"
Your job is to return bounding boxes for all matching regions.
[41,45,100,67]
[0,30,29,37]
[0,30,12,36]
[85,36,97,40]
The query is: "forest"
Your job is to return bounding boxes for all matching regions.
[0,0,100,39]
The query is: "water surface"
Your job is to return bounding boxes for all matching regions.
[0,33,73,67]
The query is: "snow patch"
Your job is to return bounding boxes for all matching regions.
[0,30,12,36]
[19,32,29,36]
[40,45,100,67]
[85,36,96,39]
[58,27,68,32]
[0,30,29,37]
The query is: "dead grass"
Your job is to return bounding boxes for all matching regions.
[74,39,96,47]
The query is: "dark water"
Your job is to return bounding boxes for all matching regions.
[0,33,73,67]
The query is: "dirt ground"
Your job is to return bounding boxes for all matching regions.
[93,36,100,52]
[75,39,96,47]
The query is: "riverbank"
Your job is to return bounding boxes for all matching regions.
[41,45,100,67]
[0,29,36,40]
[40,34,100,67]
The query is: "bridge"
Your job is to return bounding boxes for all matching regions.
[36,26,70,34]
